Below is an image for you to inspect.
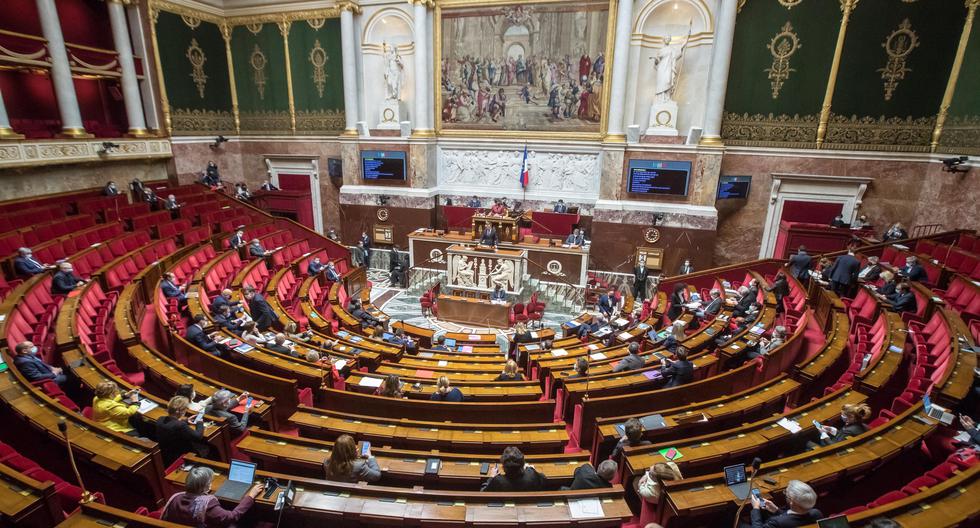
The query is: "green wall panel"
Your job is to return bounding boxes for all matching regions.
[940,13,980,154]
[288,17,346,134]
[154,11,233,134]
[231,23,290,132]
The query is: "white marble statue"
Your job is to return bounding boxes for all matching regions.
[383,42,404,101]
[653,31,689,104]
[488,259,516,290]
[455,255,475,287]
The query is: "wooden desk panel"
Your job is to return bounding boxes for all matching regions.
[57,502,188,528]
[0,464,61,528]
[437,294,511,328]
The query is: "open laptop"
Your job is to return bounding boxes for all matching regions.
[923,394,955,425]
[723,463,750,501]
[443,338,456,348]
[215,460,257,501]
[816,515,851,528]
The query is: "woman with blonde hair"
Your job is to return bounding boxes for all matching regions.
[430,376,464,402]
[636,461,682,504]
[322,434,382,483]
[495,359,525,382]
[92,381,144,436]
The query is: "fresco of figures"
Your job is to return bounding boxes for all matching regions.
[439,1,610,133]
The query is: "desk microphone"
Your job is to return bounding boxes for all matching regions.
[732,457,764,528]
[58,420,96,504]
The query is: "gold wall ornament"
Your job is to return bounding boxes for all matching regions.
[309,39,329,98]
[643,228,661,244]
[307,18,326,30]
[721,111,819,148]
[822,113,934,151]
[186,38,208,98]
[777,0,803,8]
[180,15,201,29]
[764,22,800,99]
[878,18,919,101]
[250,44,268,100]
[737,0,747,13]
[246,23,263,35]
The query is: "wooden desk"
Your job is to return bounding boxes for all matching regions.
[57,502,188,528]
[315,388,555,424]
[437,294,512,329]
[167,456,632,527]
[0,463,61,528]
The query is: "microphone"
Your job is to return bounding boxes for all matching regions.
[59,419,96,504]
[751,457,762,474]
[733,457,764,528]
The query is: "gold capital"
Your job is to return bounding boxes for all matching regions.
[0,127,25,140]
[337,1,362,14]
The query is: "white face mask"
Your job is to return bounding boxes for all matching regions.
[28,346,38,355]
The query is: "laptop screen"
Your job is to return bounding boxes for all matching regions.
[723,464,746,486]
[816,515,851,528]
[922,394,932,411]
[444,338,456,347]
[382,332,393,341]
[228,460,256,484]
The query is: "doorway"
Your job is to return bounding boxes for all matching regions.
[264,156,324,233]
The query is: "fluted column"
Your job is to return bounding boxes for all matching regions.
[699,0,737,147]
[411,0,434,136]
[0,89,24,140]
[338,1,361,136]
[605,0,634,141]
[36,0,91,137]
[106,0,148,136]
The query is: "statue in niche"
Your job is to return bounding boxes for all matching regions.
[652,23,691,104]
[488,259,516,291]
[455,255,476,287]
[383,42,404,101]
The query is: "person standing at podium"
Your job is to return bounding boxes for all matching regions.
[479,224,499,247]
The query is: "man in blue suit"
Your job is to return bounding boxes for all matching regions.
[325,261,341,282]
[14,248,52,277]
[185,314,226,356]
[491,284,507,302]
[827,250,861,296]
[564,228,586,247]
[554,200,568,213]
[51,262,85,295]
[244,286,277,331]
[597,289,617,317]
[209,289,240,314]
[13,341,67,388]
[160,272,187,303]
[899,256,928,283]
[467,196,482,208]
[308,257,326,277]
[228,229,246,250]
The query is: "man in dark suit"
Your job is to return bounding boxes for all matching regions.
[481,447,547,492]
[130,178,145,199]
[51,262,85,295]
[185,314,226,356]
[160,272,187,303]
[830,214,846,227]
[467,196,482,208]
[244,286,277,331]
[677,259,695,275]
[696,289,723,320]
[554,199,568,213]
[661,347,694,388]
[359,231,372,265]
[103,181,119,196]
[260,179,278,191]
[14,248,52,277]
[203,161,220,187]
[350,301,381,327]
[164,194,182,212]
[899,256,927,283]
[632,263,648,301]
[228,229,246,250]
[209,289,240,314]
[325,261,341,282]
[564,228,585,247]
[490,284,506,302]
[13,341,67,387]
[566,460,616,490]
[787,246,812,281]
[266,334,298,357]
[577,314,605,339]
[479,225,499,247]
[746,479,822,528]
[212,304,244,336]
[857,255,882,283]
[885,281,917,313]
[613,342,645,373]
[827,250,860,296]
[597,289,616,317]
[248,239,271,259]
[308,257,325,276]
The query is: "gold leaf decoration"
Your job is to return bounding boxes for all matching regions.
[878,18,919,101]
[246,23,263,35]
[721,112,819,148]
[764,22,800,99]
[309,39,329,98]
[777,0,803,8]
[250,44,268,100]
[185,38,208,98]
[823,114,934,151]
[180,15,201,29]
[307,18,326,30]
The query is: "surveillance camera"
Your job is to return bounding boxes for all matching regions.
[941,155,969,174]
[98,141,120,154]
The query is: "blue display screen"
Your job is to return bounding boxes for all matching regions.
[361,150,406,180]
[627,160,691,196]
[717,175,751,199]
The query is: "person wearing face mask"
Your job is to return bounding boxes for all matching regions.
[14,247,54,277]
[103,181,119,196]
[51,262,86,295]
[13,341,68,388]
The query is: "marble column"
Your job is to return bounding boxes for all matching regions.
[0,89,24,139]
[107,0,148,136]
[36,0,90,137]
[699,0,737,147]
[339,2,361,136]
[412,0,433,135]
[605,0,634,141]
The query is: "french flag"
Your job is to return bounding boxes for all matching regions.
[519,145,529,188]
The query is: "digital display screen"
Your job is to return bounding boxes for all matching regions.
[327,158,342,178]
[718,175,751,199]
[627,160,691,196]
[361,150,406,181]
[723,464,746,485]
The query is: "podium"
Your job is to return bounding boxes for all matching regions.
[471,214,519,243]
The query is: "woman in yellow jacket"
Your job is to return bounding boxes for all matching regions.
[92,381,147,437]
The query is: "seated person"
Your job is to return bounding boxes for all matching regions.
[851,214,871,229]
[174,384,212,414]
[248,239,271,258]
[375,374,404,398]
[161,466,262,526]
[91,381,147,437]
[164,194,182,211]
[430,376,464,402]
[745,479,822,528]
[143,187,158,206]
[696,289,724,320]
[577,314,605,339]
[467,195,482,208]
[185,314,229,356]
[228,229,246,250]
[611,417,652,459]
[212,304,245,336]
[597,289,617,317]
[13,341,68,389]
[882,222,907,242]
[875,270,897,297]
[431,335,451,351]
[882,281,916,313]
[14,247,53,276]
[857,255,882,282]
[209,289,241,314]
[612,342,645,373]
[661,320,688,351]
[566,357,589,380]
[323,434,382,483]
[955,414,980,449]
[51,262,85,295]
[554,199,568,213]
[899,255,927,283]
[637,461,682,505]
[205,389,252,436]
[350,301,381,326]
[481,446,547,491]
[491,284,507,302]
[239,321,268,346]
[495,360,525,381]
[325,261,341,282]
[260,178,278,191]
[308,256,326,276]
[103,181,120,196]
[813,257,833,287]
[807,402,871,449]
[266,333,298,357]
[564,228,586,247]
[489,199,507,216]
[660,347,694,388]
[566,460,616,490]
[155,396,209,467]
[830,214,846,227]
[160,272,187,302]
[284,322,314,344]
[746,325,787,361]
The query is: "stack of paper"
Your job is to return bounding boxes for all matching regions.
[776,418,802,433]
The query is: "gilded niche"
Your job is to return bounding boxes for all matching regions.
[765,22,800,99]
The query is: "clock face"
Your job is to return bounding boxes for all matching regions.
[377,208,390,222]
[644,227,661,244]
